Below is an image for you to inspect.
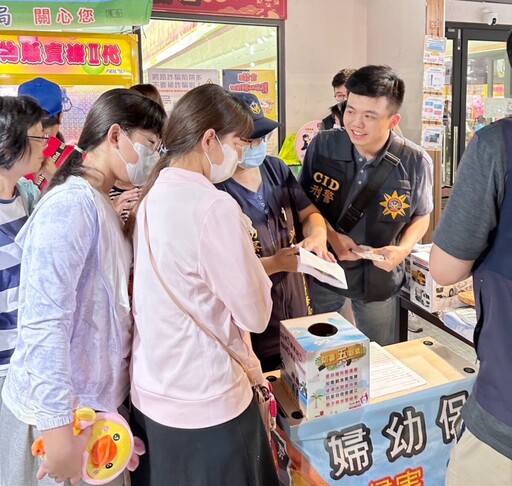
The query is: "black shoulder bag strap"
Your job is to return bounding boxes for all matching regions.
[337,135,405,234]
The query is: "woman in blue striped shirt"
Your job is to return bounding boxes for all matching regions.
[0,96,54,407]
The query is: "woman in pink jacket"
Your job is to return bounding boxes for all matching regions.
[128,84,279,485]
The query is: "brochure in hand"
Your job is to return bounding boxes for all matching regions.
[350,245,385,262]
[297,247,347,289]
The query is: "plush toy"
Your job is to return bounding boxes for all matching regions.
[32,408,145,485]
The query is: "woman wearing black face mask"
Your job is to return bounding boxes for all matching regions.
[216,92,335,372]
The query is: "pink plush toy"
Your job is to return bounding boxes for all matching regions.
[32,408,145,485]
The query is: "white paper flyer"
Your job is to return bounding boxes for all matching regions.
[297,247,347,289]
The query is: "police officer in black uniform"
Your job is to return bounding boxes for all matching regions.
[300,65,433,345]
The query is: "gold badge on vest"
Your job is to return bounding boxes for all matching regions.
[379,190,410,219]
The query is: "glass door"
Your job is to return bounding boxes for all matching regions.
[443,36,455,186]
[140,17,283,152]
[445,25,512,185]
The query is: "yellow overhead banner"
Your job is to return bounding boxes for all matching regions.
[0,31,138,84]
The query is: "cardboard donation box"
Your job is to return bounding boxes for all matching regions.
[280,312,370,420]
[269,339,477,486]
[410,249,472,313]
[403,243,433,292]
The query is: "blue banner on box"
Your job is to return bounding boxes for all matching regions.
[270,340,477,486]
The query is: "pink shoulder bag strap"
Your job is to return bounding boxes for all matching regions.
[142,201,277,439]
[142,200,257,384]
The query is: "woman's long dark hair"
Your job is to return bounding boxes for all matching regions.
[48,88,166,190]
[125,84,253,237]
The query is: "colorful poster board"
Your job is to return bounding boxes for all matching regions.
[421,95,444,122]
[223,69,279,154]
[421,125,444,151]
[223,69,277,121]
[295,120,322,163]
[421,35,447,153]
[423,36,446,66]
[0,31,139,84]
[0,1,152,31]
[423,66,445,92]
[147,68,219,114]
[0,31,139,143]
[153,0,287,20]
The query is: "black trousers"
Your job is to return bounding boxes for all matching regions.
[130,398,279,486]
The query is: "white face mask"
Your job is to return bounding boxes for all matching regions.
[116,131,160,186]
[204,135,238,183]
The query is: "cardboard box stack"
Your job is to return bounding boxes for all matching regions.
[403,243,434,292]
[280,312,370,420]
[409,246,472,313]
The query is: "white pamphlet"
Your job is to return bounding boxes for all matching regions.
[370,342,427,398]
[297,247,347,289]
[351,245,385,262]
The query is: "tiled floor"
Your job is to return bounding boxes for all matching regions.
[407,313,477,364]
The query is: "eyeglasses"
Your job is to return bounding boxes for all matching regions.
[239,134,270,149]
[334,93,348,102]
[27,134,50,146]
[131,129,163,154]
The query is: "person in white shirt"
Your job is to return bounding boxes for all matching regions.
[128,84,279,486]
[0,89,166,486]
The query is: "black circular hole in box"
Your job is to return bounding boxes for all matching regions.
[291,411,304,419]
[308,323,338,337]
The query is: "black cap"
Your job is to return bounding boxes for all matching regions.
[232,92,281,139]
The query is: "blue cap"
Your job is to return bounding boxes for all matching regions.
[231,92,281,139]
[18,77,63,117]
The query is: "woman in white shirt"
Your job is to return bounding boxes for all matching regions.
[128,84,278,485]
[0,88,166,485]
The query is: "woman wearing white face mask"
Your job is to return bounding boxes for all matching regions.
[111,84,167,223]
[110,129,163,222]
[216,92,335,372]
[0,88,166,486]
[127,84,278,486]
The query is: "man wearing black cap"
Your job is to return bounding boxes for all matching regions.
[216,92,335,371]
[18,77,65,141]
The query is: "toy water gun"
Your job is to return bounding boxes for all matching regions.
[32,408,145,485]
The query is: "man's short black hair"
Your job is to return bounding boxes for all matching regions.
[345,65,405,113]
[331,68,356,89]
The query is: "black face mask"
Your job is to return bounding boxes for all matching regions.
[337,100,347,115]
[330,100,347,127]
